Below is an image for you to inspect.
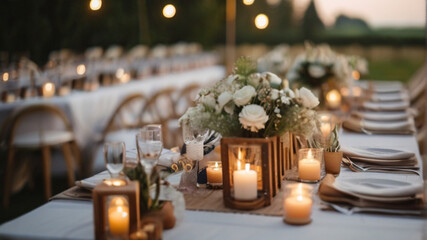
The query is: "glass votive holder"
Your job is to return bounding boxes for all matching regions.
[206,161,223,189]
[283,183,314,225]
[298,148,324,183]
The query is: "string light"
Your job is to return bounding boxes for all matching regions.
[243,0,255,5]
[255,14,269,29]
[162,4,176,18]
[89,0,102,11]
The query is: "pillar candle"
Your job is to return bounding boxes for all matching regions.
[233,162,257,201]
[108,197,129,236]
[298,150,321,181]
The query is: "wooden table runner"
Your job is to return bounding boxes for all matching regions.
[184,188,283,216]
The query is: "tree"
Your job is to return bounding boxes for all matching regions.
[301,0,325,40]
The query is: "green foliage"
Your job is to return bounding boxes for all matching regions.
[125,163,161,215]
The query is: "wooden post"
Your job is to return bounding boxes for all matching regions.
[226,0,236,74]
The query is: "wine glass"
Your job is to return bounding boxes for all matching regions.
[136,125,163,175]
[104,142,126,178]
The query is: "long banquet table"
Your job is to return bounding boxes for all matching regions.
[0,66,225,175]
[0,129,425,240]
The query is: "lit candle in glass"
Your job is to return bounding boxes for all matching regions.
[207,161,222,187]
[42,82,55,98]
[108,196,129,236]
[326,89,341,109]
[283,183,313,225]
[233,161,257,200]
[298,149,322,182]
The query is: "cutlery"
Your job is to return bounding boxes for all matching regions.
[324,202,423,216]
[342,156,420,176]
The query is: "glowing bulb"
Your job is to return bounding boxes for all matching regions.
[255,14,269,30]
[2,72,9,82]
[76,64,86,75]
[162,4,176,18]
[243,0,254,5]
[89,0,102,11]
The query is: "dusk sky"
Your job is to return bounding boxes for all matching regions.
[293,0,426,28]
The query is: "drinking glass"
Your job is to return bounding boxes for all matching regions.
[104,142,126,178]
[136,125,163,175]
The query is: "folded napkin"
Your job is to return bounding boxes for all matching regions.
[50,186,93,201]
[75,171,110,189]
[318,175,423,214]
[342,117,415,134]
[341,146,415,160]
[352,111,411,122]
[362,101,409,111]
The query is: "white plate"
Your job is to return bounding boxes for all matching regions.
[341,146,415,160]
[333,177,423,197]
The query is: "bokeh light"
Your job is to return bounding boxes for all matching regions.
[89,0,102,11]
[76,64,86,75]
[255,14,269,29]
[243,0,255,6]
[163,4,176,18]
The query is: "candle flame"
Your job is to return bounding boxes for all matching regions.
[296,195,303,201]
[238,149,242,160]
[215,162,219,168]
[245,163,250,171]
[76,64,86,75]
[117,206,123,212]
[237,160,241,170]
[2,72,9,82]
[307,149,313,159]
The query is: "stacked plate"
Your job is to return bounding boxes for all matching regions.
[318,175,424,215]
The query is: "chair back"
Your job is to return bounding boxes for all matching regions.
[174,83,201,118]
[6,104,74,148]
[102,93,147,140]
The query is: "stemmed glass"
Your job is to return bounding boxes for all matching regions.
[135,124,163,175]
[104,142,126,178]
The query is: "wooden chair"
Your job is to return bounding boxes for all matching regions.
[102,93,147,141]
[3,104,81,207]
[167,84,202,148]
[90,93,147,175]
[141,88,177,149]
[173,83,201,118]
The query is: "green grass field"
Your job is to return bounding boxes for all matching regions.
[365,59,424,82]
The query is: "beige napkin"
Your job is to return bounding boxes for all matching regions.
[342,117,415,134]
[318,175,423,211]
[359,80,405,93]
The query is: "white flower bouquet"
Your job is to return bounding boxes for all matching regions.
[286,43,351,89]
[180,58,319,139]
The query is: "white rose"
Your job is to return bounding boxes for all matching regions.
[248,73,262,87]
[200,94,216,109]
[233,85,256,106]
[308,64,326,78]
[270,89,279,100]
[239,104,269,132]
[262,72,282,85]
[298,87,319,108]
[217,91,233,113]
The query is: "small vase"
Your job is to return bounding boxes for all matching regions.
[324,151,342,176]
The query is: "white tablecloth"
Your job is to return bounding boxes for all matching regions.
[0,131,425,240]
[0,66,225,175]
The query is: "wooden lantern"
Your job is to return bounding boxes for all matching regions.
[221,137,276,210]
[93,179,140,240]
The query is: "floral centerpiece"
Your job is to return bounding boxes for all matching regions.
[179,57,319,139]
[286,42,351,90]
